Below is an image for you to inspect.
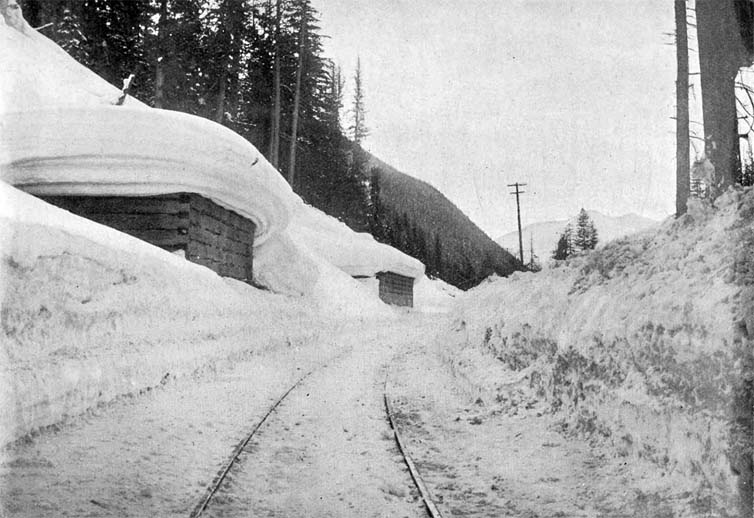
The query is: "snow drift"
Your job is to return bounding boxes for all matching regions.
[0,181,318,445]
[441,187,754,516]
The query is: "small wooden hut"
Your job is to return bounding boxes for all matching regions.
[376,271,415,307]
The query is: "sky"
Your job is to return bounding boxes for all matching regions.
[310,0,678,238]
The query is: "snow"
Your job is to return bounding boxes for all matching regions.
[0,183,276,444]
[0,178,400,446]
[0,14,146,110]
[287,202,425,279]
[434,186,754,515]
[0,106,296,245]
[412,275,460,313]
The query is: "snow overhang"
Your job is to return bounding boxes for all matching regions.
[0,107,296,245]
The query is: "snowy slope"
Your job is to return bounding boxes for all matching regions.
[441,187,754,515]
[0,12,145,111]
[496,211,659,261]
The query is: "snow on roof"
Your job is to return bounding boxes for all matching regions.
[0,18,295,245]
[288,203,425,280]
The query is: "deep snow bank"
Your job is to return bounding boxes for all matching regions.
[442,187,754,515]
[0,182,373,446]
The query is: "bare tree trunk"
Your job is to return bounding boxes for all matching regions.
[214,68,228,123]
[268,0,282,168]
[153,0,168,109]
[696,0,745,191]
[214,3,238,124]
[675,0,690,216]
[288,18,306,187]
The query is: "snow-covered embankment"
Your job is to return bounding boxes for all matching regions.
[441,187,754,515]
[0,184,359,447]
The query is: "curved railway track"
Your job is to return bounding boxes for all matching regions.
[188,358,443,518]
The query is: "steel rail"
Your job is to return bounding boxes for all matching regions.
[189,368,316,518]
[383,374,444,518]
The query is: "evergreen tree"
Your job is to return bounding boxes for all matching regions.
[573,208,598,252]
[54,7,90,64]
[348,57,368,143]
[322,61,344,134]
[552,223,574,260]
[79,0,152,101]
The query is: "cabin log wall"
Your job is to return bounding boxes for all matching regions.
[376,271,414,307]
[40,193,255,283]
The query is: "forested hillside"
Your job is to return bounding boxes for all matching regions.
[366,153,521,288]
[18,0,521,288]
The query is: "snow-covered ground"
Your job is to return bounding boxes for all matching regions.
[1,317,436,518]
[429,187,754,516]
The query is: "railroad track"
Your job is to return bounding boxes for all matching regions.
[189,355,442,518]
[384,373,444,518]
[188,367,316,518]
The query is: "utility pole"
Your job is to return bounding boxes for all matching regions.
[508,182,526,265]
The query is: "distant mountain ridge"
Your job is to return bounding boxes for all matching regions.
[496,211,660,263]
[366,153,521,288]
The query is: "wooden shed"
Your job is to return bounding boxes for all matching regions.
[376,271,415,307]
[41,193,257,283]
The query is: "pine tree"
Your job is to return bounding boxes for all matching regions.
[53,7,90,64]
[552,223,574,260]
[348,57,368,144]
[573,209,598,252]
